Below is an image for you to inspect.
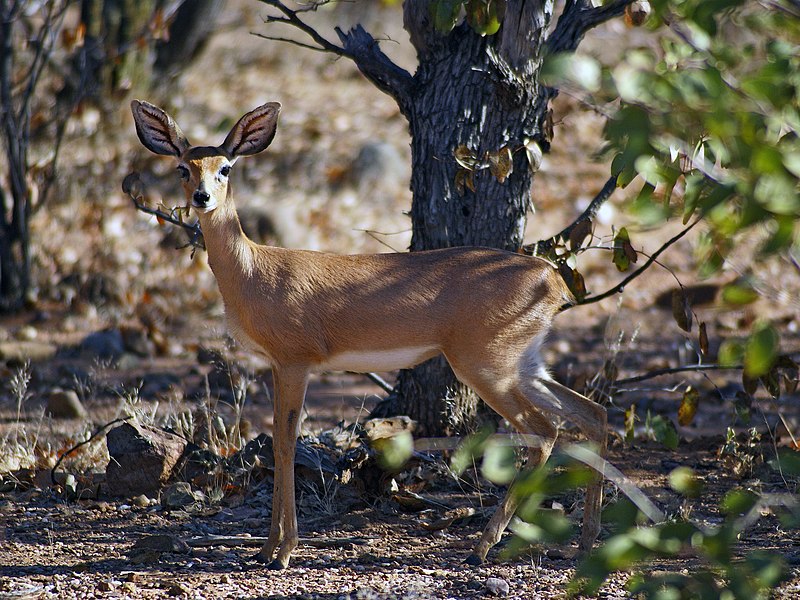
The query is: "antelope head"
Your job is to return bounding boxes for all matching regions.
[130,100,281,215]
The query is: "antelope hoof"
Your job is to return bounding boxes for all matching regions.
[251,548,274,564]
[464,553,484,566]
[267,558,289,570]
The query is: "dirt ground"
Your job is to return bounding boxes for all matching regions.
[1,2,800,598]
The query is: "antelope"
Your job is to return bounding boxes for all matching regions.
[130,100,607,569]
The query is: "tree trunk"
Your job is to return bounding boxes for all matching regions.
[78,0,225,99]
[372,1,555,436]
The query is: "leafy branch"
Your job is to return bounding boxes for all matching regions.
[122,172,205,253]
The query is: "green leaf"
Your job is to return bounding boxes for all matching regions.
[451,426,493,475]
[481,438,517,484]
[768,448,800,477]
[721,488,760,517]
[669,466,703,497]
[542,53,602,92]
[718,338,745,367]
[677,387,699,426]
[650,415,679,450]
[744,323,779,378]
[624,404,636,444]
[374,430,414,471]
[745,551,788,590]
[430,0,463,33]
[612,227,637,272]
[465,0,505,36]
[721,280,760,305]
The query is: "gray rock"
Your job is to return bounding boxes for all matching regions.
[485,577,510,597]
[105,422,187,497]
[161,481,204,510]
[80,329,124,360]
[46,389,87,419]
[132,533,191,554]
[0,341,58,363]
[350,141,407,191]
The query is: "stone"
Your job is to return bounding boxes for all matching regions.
[105,422,187,497]
[0,341,57,363]
[46,389,87,419]
[161,481,204,510]
[485,577,510,597]
[80,329,124,360]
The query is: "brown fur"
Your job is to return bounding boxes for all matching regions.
[131,100,607,569]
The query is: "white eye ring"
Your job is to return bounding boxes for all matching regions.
[220,165,231,177]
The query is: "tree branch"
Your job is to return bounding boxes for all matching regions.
[614,363,741,386]
[547,0,635,55]
[122,172,205,252]
[335,25,414,109]
[255,1,413,106]
[257,0,348,56]
[523,172,618,256]
[578,216,703,307]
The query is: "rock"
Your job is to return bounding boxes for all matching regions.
[80,329,124,360]
[120,325,154,357]
[485,577,510,597]
[349,141,407,191]
[239,206,278,245]
[132,533,191,554]
[0,341,57,363]
[105,422,188,497]
[46,389,87,419]
[16,325,38,341]
[161,481,204,510]
[363,416,416,441]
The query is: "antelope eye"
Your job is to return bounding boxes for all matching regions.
[177,165,190,180]
[220,165,231,177]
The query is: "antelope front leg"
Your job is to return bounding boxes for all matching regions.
[254,366,308,570]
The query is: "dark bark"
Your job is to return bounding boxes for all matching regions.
[372,1,557,436]
[155,0,226,76]
[259,0,633,435]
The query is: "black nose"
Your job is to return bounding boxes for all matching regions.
[193,190,210,205]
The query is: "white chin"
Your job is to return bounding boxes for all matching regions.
[193,202,217,213]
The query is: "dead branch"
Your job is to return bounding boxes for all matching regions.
[547,0,636,55]
[613,363,742,387]
[122,172,205,252]
[255,1,413,106]
[577,216,703,307]
[184,534,373,549]
[256,0,350,56]
[523,172,618,257]
[51,415,133,486]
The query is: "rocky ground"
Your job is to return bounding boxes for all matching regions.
[1,1,800,598]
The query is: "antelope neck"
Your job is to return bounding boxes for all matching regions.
[197,200,256,278]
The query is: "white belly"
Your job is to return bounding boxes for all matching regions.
[322,346,438,373]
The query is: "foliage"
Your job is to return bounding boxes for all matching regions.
[543,1,799,357]
[459,440,800,598]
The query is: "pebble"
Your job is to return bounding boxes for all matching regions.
[46,389,87,419]
[485,577,510,597]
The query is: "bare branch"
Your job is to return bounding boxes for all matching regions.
[255,1,413,106]
[547,0,635,55]
[614,363,742,386]
[122,172,205,252]
[523,173,618,256]
[257,0,350,56]
[335,25,414,108]
[577,216,703,307]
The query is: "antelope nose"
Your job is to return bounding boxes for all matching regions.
[193,190,210,205]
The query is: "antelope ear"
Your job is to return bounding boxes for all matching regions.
[131,100,190,157]
[220,102,281,158]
